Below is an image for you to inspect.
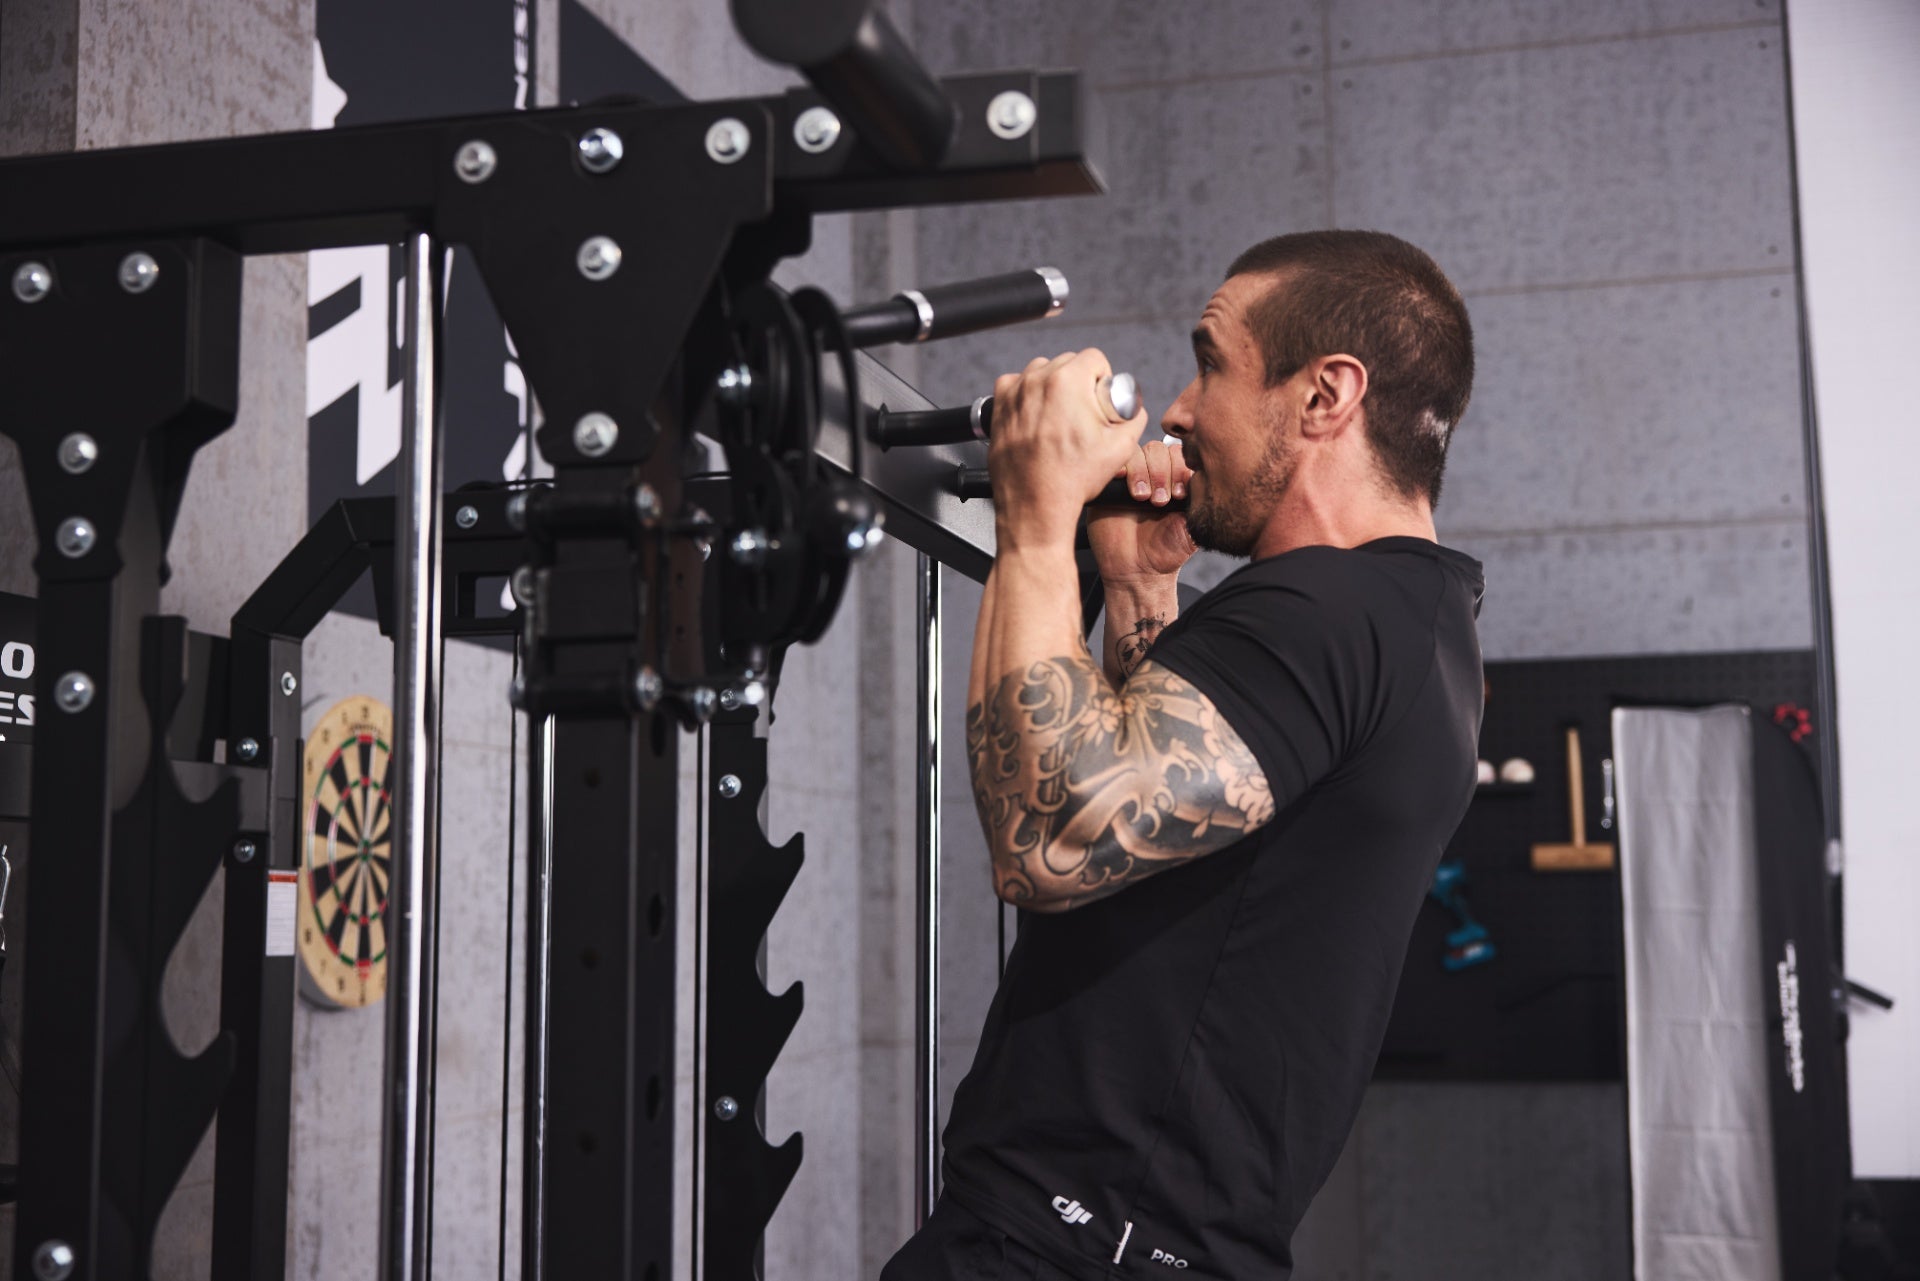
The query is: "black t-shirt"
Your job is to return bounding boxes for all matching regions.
[940,537,1485,1280]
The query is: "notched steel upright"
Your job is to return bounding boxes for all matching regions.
[0,238,248,1280]
[703,711,804,1280]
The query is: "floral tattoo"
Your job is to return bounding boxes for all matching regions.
[965,656,1275,911]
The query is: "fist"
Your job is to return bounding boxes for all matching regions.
[1087,438,1198,584]
[986,348,1149,546]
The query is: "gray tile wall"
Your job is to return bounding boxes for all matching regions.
[904,2,1810,1278]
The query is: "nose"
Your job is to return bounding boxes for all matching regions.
[1162,376,1198,438]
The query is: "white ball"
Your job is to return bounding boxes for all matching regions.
[1476,759,1496,786]
[1498,757,1535,784]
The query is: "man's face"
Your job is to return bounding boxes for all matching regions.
[1162,274,1299,558]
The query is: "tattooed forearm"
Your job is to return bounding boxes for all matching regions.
[1115,613,1167,679]
[965,656,1274,912]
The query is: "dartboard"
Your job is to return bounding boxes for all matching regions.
[297,696,394,1009]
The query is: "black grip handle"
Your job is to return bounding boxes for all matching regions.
[732,0,956,169]
[951,467,1190,512]
[843,267,1068,348]
[872,372,1138,448]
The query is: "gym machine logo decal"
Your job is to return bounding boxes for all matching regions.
[0,593,34,744]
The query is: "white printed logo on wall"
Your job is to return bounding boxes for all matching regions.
[307,41,403,488]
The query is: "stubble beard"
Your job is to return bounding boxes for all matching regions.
[1184,416,1297,559]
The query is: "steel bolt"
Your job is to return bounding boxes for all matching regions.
[632,485,661,522]
[232,839,257,864]
[54,672,94,714]
[578,126,624,173]
[511,565,537,608]
[12,261,52,304]
[719,688,741,712]
[281,671,298,696]
[56,517,96,559]
[986,90,1038,140]
[118,252,160,294]
[58,433,98,475]
[705,117,751,164]
[576,235,623,281]
[454,139,498,183]
[33,1239,75,1281]
[455,504,479,529]
[508,676,527,709]
[717,773,743,799]
[233,736,261,763]
[713,1095,740,1121]
[793,106,842,154]
[572,411,619,458]
[506,492,529,531]
[633,667,664,710]
[715,364,754,406]
[688,686,718,722]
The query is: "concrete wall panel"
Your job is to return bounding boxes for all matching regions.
[1450,520,1811,660]
[916,0,1320,86]
[1330,29,1796,292]
[1442,274,1805,534]
[1354,1082,1631,1281]
[1331,0,1778,65]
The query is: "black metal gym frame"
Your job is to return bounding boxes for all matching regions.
[0,1,1104,1276]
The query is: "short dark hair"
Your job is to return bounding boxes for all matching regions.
[1226,230,1473,505]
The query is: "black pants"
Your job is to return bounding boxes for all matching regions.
[880,1197,1085,1281]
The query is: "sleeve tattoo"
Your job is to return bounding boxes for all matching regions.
[1115,613,1166,679]
[965,656,1276,911]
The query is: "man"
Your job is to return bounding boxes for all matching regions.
[881,230,1484,1280]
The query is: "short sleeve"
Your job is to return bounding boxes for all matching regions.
[1145,561,1384,808]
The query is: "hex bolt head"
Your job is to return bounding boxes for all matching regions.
[232,839,258,864]
[511,565,537,608]
[633,667,664,711]
[118,252,160,294]
[572,411,619,458]
[454,139,498,183]
[578,126,625,173]
[58,432,99,475]
[713,1095,740,1121]
[632,485,661,522]
[576,235,623,281]
[56,517,96,559]
[717,773,743,799]
[793,106,842,154]
[986,90,1038,140]
[705,117,751,164]
[280,671,298,696]
[455,504,479,530]
[12,261,53,304]
[719,688,741,712]
[688,687,718,722]
[33,1239,75,1280]
[506,492,529,531]
[54,672,94,714]
[233,736,261,763]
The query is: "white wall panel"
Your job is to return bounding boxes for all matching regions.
[1785,0,1920,1178]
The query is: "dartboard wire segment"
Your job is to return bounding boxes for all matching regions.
[299,696,395,1009]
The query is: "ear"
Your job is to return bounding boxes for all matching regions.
[1299,354,1367,440]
